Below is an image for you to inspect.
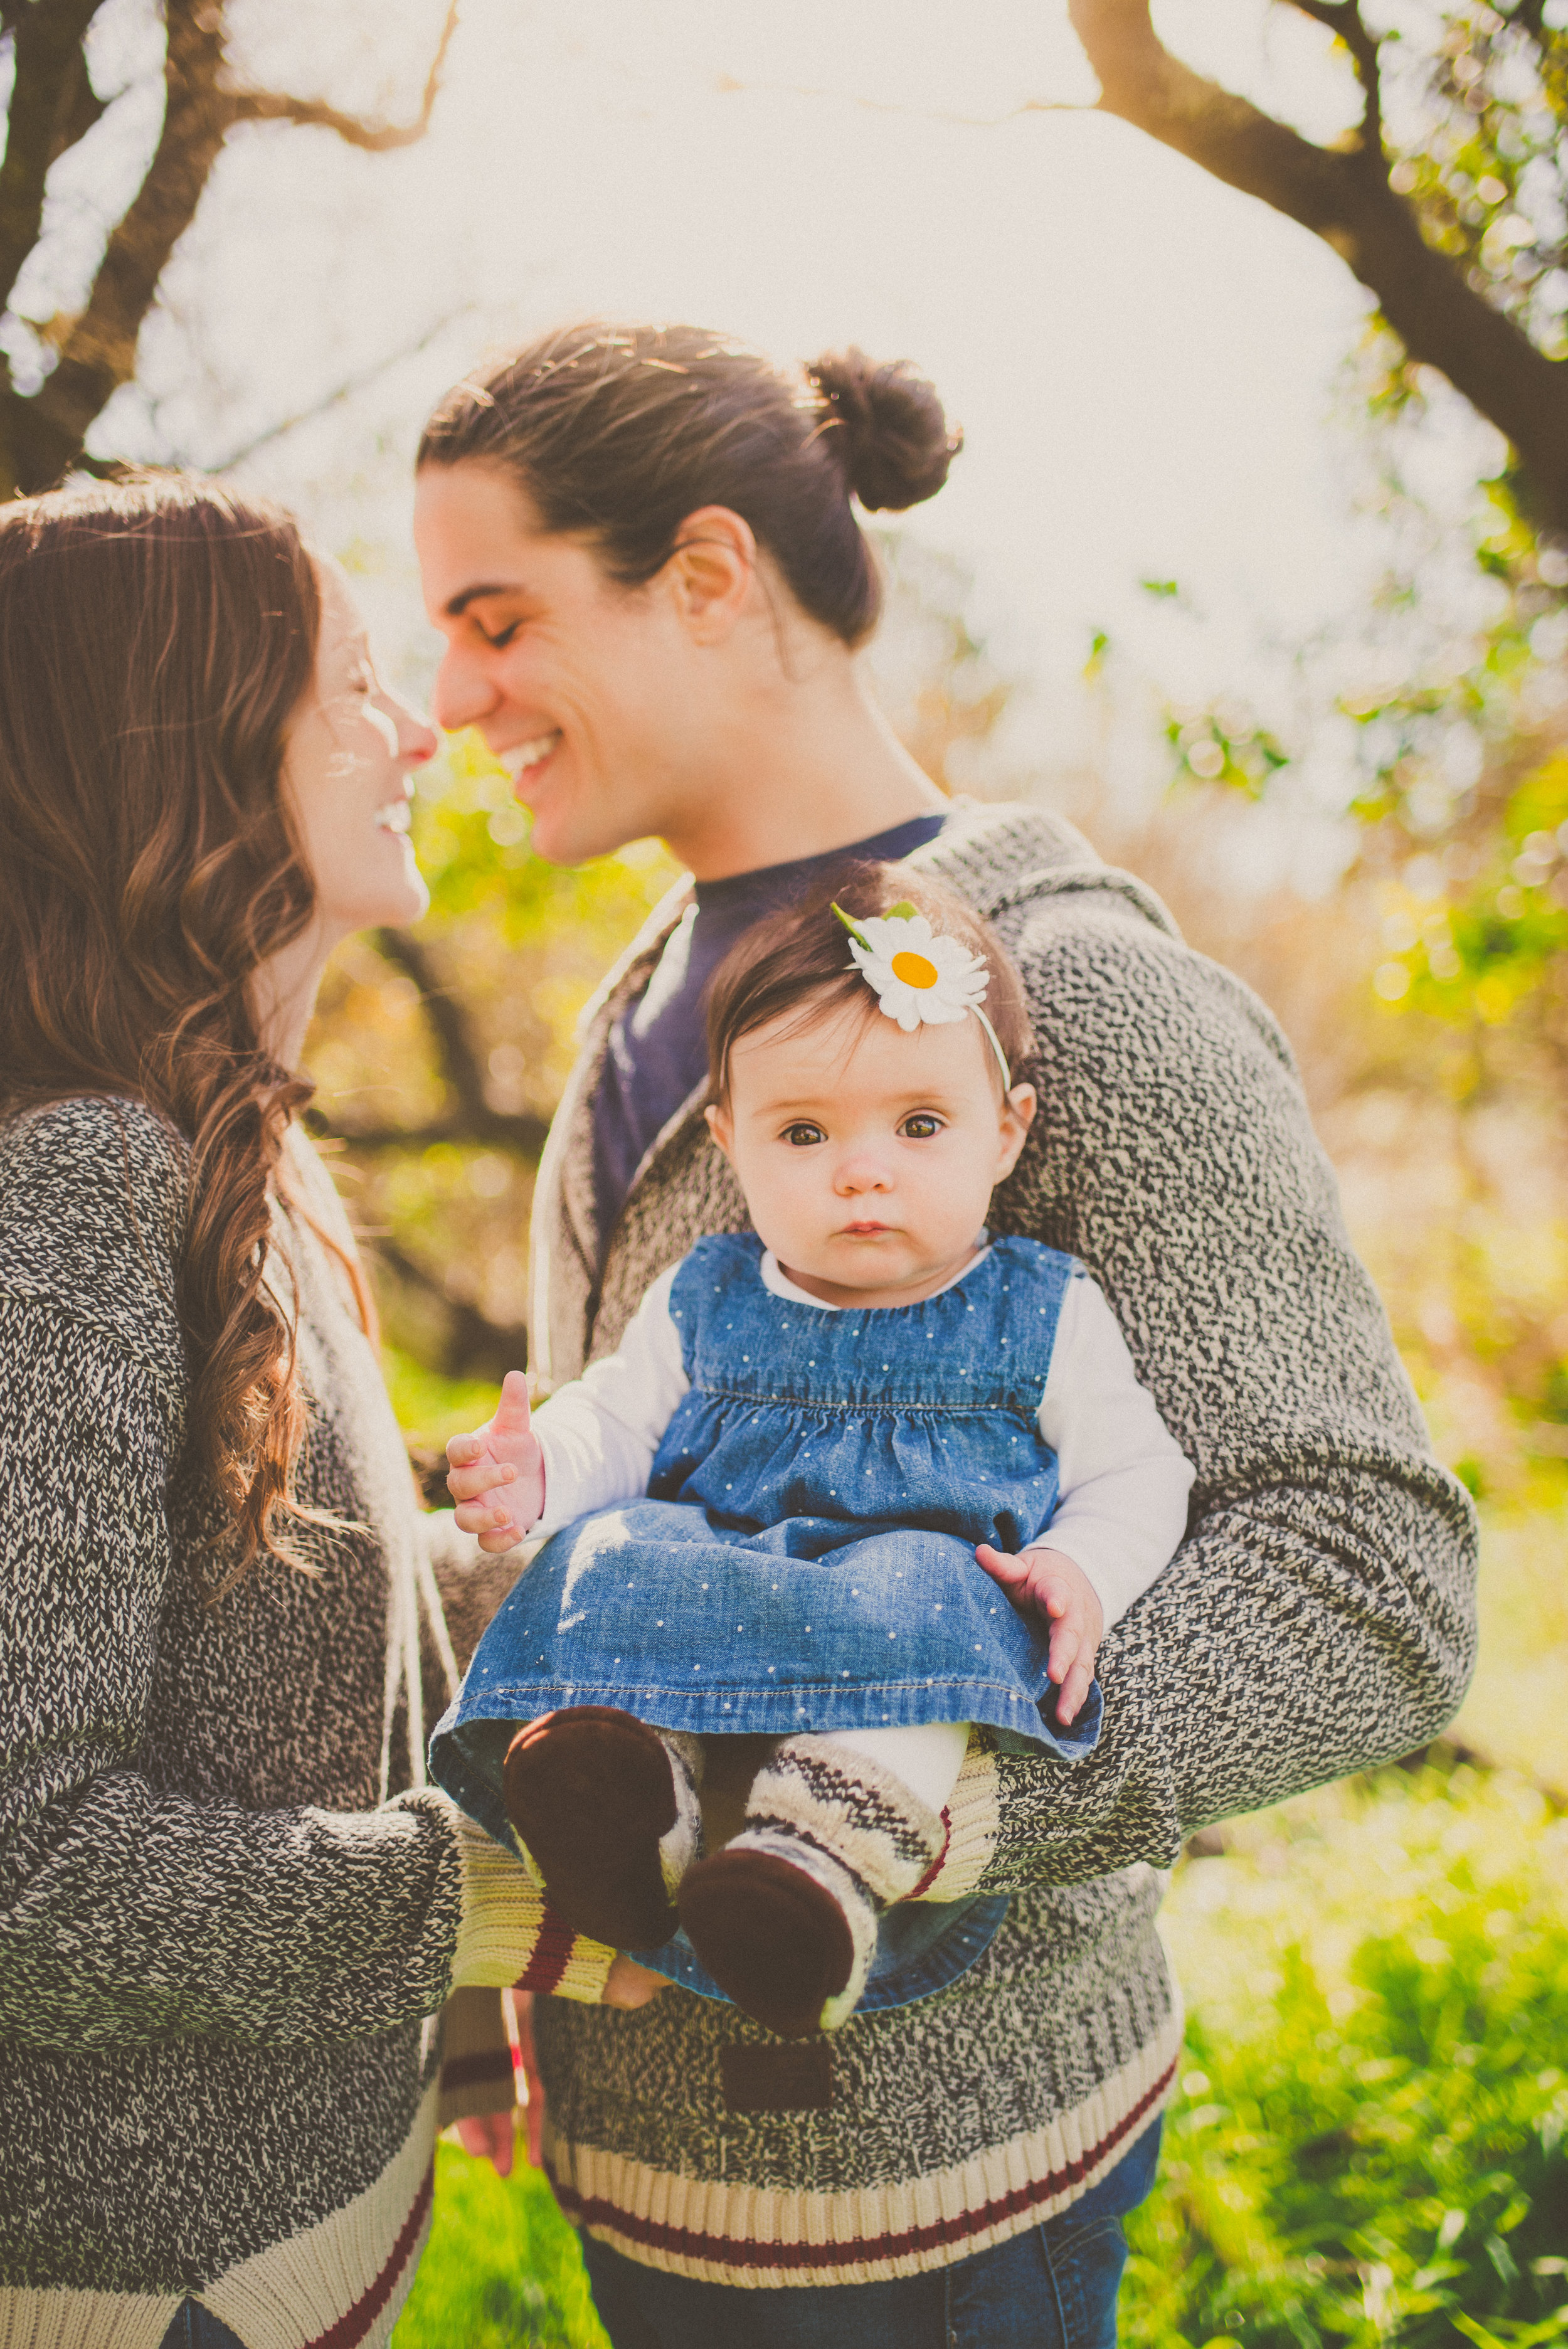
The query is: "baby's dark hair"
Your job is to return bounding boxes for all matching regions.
[705,863,1035,1103]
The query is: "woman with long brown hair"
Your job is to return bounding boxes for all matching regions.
[0,472,644,2348]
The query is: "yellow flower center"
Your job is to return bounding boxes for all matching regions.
[891,950,939,989]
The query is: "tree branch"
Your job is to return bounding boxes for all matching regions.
[1,0,460,496]
[369,926,499,1134]
[712,73,1085,129]
[372,1236,529,1381]
[0,0,105,321]
[207,302,475,473]
[226,1,458,152]
[4,0,234,492]
[1290,0,1382,154]
[1067,0,1568,535]
[309,1108,551,1159]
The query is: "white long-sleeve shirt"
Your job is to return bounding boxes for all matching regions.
[531,1246,1194,1630]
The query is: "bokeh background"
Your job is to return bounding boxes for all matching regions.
[4,4,1565,2341]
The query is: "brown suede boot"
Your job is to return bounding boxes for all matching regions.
[677,1734,946,2037]
[502,1707,702,1950]
[678,1833,869,2039]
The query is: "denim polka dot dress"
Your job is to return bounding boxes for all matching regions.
[433,1234,1102,1810]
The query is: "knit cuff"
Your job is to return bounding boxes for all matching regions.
[909,1730,1000,1902]
[424,1795,616,2003]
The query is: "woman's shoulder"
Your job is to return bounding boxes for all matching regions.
[0,1096,188,1369]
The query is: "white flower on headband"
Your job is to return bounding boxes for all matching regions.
[832,901,1012,1085]
[835,903,987,1029]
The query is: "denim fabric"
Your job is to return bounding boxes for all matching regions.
[157,2306,249,2349]
[427,1233,1106,2013]
[654,1233,1073,1554]
[431,1236,1102,1768]
[580,2118,1160,2348]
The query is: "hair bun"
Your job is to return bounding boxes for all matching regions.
[805,349,961,514]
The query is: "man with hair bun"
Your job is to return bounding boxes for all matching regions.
[418,321,1477,2348]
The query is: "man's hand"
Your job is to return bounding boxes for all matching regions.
[505,1961,668,2171]
[975,1543,1104,1725]
[447,1371,546,1554]
[453,2108,518,2177]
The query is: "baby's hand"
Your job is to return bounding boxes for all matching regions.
[446,1371,546,1554]
[974,1543,1104,1727]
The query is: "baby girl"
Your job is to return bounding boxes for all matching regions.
[437,868,1192,2037]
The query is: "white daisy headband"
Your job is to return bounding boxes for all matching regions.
[832,901,1013,1089]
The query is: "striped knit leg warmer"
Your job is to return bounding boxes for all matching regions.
[677,1734,946,2038]
[502,1708,704,1951]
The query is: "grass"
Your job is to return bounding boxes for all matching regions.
[395,2145,608,2348]
[1454,1497,1568,1798]
[393,1764,1568,2348]
[1128,1765,1568,2349]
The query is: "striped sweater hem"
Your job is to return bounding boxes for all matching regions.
[202,2075,440,2348]
[0,2082,438,2349]
[546,2012,1183,2288]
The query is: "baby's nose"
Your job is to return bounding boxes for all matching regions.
[835,1152,893,1194]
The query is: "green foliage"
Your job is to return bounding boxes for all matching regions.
[1130,10,1568,1047]
[381,1345,501,1456]
[1165,700,1291,799]
[1128,1768,1568,2349]
[1367,750,1568,1028]
[1382,8,1568,373]
[307,731,678,1372]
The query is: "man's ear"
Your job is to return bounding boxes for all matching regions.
[666,507,756,644]
[704,1101,734,1159]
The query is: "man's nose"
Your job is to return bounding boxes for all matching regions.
[430,644,499,734]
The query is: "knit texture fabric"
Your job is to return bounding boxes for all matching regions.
[0,1098,609,2340]
[527,798,1480,2287]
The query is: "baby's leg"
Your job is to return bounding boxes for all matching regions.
[830,1721,970,1820]
[503,1709,704,1951]
[677,1723,965,2038]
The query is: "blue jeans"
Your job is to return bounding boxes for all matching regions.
[580,2119,1160,2348]
[157,2307,248,2348]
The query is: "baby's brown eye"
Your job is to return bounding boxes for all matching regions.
[902,1115,941,1139]
[785,1123,824,1147]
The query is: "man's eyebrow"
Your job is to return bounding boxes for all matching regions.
[443,580,525,618]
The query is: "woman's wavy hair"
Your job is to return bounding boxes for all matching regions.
[0,470,366,1597]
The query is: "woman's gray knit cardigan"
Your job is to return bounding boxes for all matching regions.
[527,800,1479,2288]
[0,1106,610,2348]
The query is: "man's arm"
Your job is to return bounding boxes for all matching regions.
[976,894,1477,1892]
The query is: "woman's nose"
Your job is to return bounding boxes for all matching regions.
[388,692,438,765]
[431,644,499,733]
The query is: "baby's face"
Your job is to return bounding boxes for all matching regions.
[706,999,1036,1308]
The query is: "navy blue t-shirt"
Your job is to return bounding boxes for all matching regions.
[590,812,947,1259]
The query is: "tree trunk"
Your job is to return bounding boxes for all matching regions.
[6,2,233,494]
